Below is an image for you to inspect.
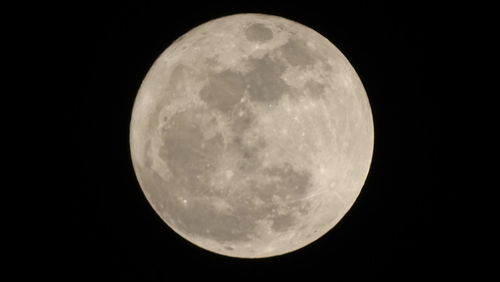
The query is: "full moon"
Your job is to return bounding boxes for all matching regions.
[130,14,374,258]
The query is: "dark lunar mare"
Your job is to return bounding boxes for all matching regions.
[152,100,314,243]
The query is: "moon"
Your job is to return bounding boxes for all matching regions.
[130,13,374,258]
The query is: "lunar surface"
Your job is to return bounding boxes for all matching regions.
[130,14,374,258]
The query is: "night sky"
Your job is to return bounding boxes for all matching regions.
[74,1,438,280]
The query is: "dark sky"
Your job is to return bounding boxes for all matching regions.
[74,1,438,280]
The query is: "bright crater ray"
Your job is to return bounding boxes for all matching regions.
[130,13,374,258]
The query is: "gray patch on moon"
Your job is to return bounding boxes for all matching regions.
[159,109,223,193]
[270,214,296,232]
[199,70,246,112]
[237,137,266,173]
[147,161,313,244]
[156,108,260,242]
[245,55,289,104]
[139,64,195,153]
[244,23,273,42]
[156,105,315,243]
[260,163,311,200]
[176,200,256,242]
[279,39,318,67]
[230,104,255,136]
[199,37,323,111]
[166,64,191,94]
[199,54,290,110]
[230,162,313,238]
[305,79,326,98]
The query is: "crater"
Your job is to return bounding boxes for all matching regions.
[245,23,273,42]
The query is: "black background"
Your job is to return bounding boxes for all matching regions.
[74,1,438,280]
